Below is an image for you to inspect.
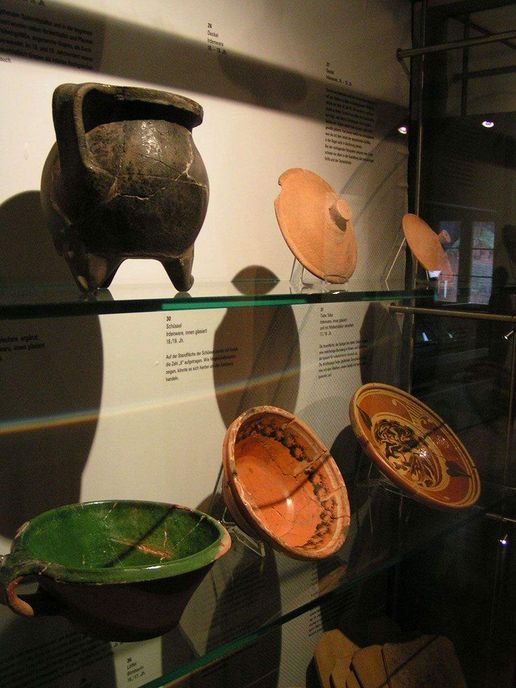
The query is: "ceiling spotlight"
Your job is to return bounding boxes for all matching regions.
[397,125,408,135]
[482,120,495,129]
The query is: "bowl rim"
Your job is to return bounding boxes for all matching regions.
[222,405,350,559]
[9,500,231,584]
[349,382,481,510]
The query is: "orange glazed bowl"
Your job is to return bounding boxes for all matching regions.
[222,406,350,559]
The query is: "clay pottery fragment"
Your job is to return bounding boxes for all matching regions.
[41,83,209,293]
[351,645,389,688]
[0,500,230,641]
[345,672,361,688]
[402,214,452,275]
[382,635,467,687]
[314,629,360,688]
[274,169,357,282]
[349,383,481,510]
[222,405,350,559]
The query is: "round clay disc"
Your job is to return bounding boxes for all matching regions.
[274,169,357,282]
[349,383,480,510]
[402,213,452,274]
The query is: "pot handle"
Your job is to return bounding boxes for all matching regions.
[51,83,94,198]
[0,552,53,617]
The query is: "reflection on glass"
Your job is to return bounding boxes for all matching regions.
[437,221,460,302]
[470,221,495,304]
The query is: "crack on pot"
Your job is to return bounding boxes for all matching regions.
[183,137,195,182]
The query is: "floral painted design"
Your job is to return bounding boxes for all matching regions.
[350,383,480,510]
[373,417,442,488]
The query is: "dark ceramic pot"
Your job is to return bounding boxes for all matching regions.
[41,83,209,293]
[0,500,230,641]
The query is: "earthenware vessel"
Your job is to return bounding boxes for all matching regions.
[381,635,467,688]
[41,83,209,292]
[0,500,230,640]
[402,214,452,275]
[349,383,480,510]
[222,405,350,559]
[274,169,357,283]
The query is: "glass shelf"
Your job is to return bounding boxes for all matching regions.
[0,279,434,320]
[136,477,505,688]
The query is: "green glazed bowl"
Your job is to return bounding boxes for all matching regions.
[0,500,231,640]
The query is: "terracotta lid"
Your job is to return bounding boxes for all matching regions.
[402,213,452,274]
[222,405,350,559]
[274,169,357,282]
[349,383,480,510]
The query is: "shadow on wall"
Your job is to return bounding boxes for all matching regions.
[213,266,300,428]
[0,2,306,116]
[0,2,408,122]
[0,192,102,539]
[360,302,403,387]
[0,616,116,687]
[0,191,74,290]
[172,528,282,688]
[299,399,365,513]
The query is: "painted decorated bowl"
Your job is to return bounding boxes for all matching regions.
[349,383,481,510]
[0,500,231,640]
[222,406,350,559]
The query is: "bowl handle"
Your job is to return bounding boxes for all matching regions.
[0,552,53,617]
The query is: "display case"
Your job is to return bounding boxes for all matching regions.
[0,1,514,687]
[1,283,510,688]
[389,2,515,687]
